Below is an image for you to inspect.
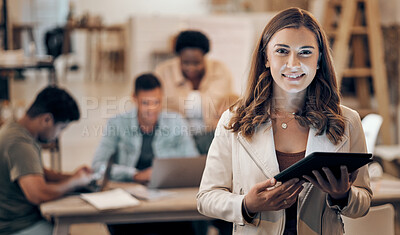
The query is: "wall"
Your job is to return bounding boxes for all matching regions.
[71,0,210,24]
[127,14,275,95]
[7,0,68,55]
[379,0,400,25]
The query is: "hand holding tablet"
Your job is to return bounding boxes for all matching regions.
[274,152,373,182]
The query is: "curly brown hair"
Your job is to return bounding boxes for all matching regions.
[227,7,345,145]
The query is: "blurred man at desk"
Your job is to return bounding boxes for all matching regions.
[92,73,199,234]
[92,73,199,183]
[0,87,93,235]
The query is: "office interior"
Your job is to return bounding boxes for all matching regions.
[1,0,400,234]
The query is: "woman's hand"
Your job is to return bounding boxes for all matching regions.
[244,178,304,213]
[303,166,358,200]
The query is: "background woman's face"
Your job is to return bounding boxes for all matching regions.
[179,48,206,81]
[266,26,320,94]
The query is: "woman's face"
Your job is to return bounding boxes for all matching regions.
[179,48,206,81]
[266,26,320,94]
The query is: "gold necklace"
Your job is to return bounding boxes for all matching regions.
[280,113,296,129]
[272,110,296,130]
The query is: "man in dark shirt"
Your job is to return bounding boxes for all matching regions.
[0,87,92,235]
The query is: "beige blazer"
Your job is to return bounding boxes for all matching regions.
[197,105,372,235]
[155,57,234,131]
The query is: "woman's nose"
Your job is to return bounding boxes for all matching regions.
[287,53,300,68]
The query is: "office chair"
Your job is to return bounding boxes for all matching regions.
[362,113,383,153]
[342,203,395,235]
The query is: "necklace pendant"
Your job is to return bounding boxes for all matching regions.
[281,122,288,129]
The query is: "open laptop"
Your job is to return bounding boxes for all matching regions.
[69,152,116,195]
[147,156,207,189]
[126,156,207,200]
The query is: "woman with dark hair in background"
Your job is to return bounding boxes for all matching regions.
[155,30,235,154]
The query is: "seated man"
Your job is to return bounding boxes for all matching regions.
[92,73,199,183]
[0,87,93,235]
[92,73,200,235]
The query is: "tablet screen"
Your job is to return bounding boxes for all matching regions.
[274,152,373,182]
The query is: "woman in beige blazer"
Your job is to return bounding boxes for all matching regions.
[197,8,372,235]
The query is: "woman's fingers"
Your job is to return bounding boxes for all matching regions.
[349,169,359,184]
[339,165,349,186]
[271,179,304,209]
[256,178,278,192]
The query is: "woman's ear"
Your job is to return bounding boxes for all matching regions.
[265,60,270,69]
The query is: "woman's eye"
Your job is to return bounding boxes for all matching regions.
[299,50,313,56]
[276,48,289,54]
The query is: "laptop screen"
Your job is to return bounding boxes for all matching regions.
[147,156,207,189]
[98,152,116,191]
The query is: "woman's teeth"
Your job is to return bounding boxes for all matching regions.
[283,73,305,78]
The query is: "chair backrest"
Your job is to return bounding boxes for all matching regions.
[361,113,383,153]
[342,203,395,235]
[44,27,71,59]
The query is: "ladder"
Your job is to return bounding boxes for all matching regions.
[323,0,393,145]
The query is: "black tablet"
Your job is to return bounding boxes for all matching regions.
[274,152,373,182]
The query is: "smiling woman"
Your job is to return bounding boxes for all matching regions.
[197,7,372,235]
[266,27,319,94]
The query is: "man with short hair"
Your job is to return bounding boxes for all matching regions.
[92,73,200,235]
[0,87,93,235]
[92,73,199,184]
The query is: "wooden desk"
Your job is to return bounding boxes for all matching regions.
[0,56,57,86]
[371,174,400,202]
[370,175,400,235]
[40,183,208,235]
[11,23,36,51]
[40,177,400,235]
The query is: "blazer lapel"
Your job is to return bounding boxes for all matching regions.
[238,122,280,179]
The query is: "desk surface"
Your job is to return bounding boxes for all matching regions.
[40,182,208,235]
[0,56,57,87]
[371,175,400,202]
[0,56,54,70]
[41,177,400,235]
